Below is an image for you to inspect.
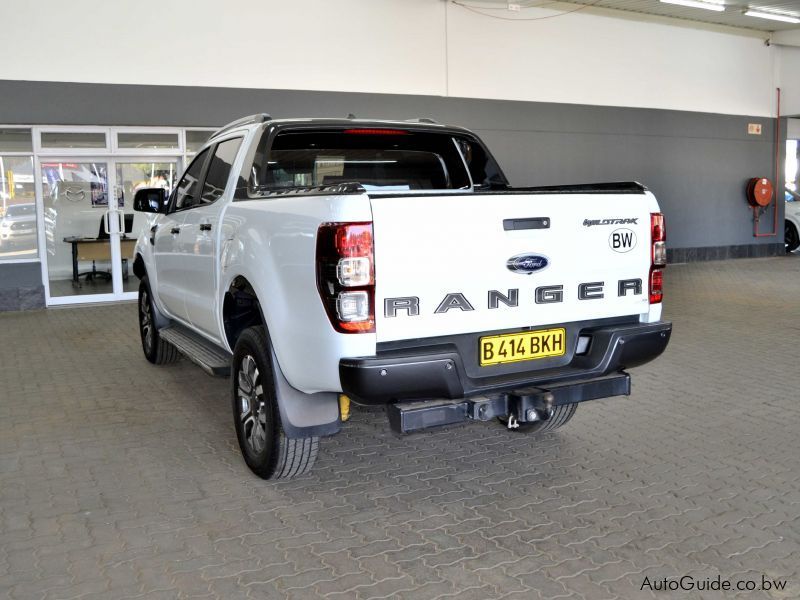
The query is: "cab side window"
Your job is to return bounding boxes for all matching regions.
[174,148,209,210]
[201,137,243,205]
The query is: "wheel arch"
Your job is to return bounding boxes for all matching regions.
[133,252,146,280]
[223,273,341,439]
[222,275,266,351]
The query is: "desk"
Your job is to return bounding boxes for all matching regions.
[63,237,136,286]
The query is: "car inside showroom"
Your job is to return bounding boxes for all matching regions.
[1,0,799,598]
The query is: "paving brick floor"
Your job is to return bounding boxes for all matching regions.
[1,257,799,600]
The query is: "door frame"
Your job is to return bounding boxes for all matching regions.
[36,155,182,306]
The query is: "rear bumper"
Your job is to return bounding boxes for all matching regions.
[340,320,671,404]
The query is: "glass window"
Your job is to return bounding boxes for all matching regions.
[117,132,180,150]
[250,130,473,193]
[173,149,209,210]
[0,156,37,260]
[186,130,214,154]
[41,131,107,149]
[0,128,33,153]
[201,138,243,205]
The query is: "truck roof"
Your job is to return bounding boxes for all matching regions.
[209,114,472,143]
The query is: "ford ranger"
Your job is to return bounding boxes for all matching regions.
[132,114,671,479]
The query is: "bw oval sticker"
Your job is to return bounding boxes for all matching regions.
[609,228,637,253]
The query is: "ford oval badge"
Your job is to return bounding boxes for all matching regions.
[507,253,549,274]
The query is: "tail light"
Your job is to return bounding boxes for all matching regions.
[316,222,375,333]
[650,212,666,304]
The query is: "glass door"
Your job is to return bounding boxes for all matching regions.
[39,158,178,304]
[41,159,117,302]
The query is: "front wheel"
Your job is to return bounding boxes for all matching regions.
[231,326,319,479]
[786,221,800,253]
[498,403,578,433]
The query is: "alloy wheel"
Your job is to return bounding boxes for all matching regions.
[140,290,153,354]
[237,354,267,455]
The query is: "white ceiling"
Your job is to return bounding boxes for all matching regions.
[469,0,800,32]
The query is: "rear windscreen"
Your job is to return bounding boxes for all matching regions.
[248,129,482,194]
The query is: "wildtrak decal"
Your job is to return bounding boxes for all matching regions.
[583,218,638,227]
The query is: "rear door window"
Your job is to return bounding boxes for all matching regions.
[201,137,243,204]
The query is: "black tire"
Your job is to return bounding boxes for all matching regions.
[138,277,179,365]
[498,402,578,433]
[231,326,319,479]
[785,221,800,253]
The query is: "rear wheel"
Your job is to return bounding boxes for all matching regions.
[498,403,578,433]
[138,278,179,365]
[231,326,319,479]
[786,221,799,253]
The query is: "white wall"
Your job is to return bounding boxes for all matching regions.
[0,0,780,116]
[447,4,775,117]
[776,46,800,117]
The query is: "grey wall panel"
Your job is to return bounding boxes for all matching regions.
[0,262,44,311]
[0,79,784,250]
[0,262,42,289]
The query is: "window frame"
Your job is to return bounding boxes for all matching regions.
[36,127,111,154]
[167,147,212,214]
[112,127,183,155]
[0,126,34,155]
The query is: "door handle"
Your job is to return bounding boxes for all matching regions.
[170,227,181,235]
[199,223,212,232]
[149,225,157,245]
[503,217,550,231]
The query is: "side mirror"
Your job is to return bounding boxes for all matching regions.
[133,188,167,213]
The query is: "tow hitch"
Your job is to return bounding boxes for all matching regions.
[386,372,630,434]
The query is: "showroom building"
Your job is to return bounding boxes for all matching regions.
[1,0,800,312]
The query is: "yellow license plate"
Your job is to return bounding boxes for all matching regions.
[479,328,566,366]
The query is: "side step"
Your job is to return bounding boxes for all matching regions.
[387,372,630,434]
[159,325,232,376]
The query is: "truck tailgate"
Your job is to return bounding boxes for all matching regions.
[370,192,654,343]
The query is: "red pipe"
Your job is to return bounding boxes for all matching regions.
[754,87,780,237]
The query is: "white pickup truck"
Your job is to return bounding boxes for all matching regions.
[132,114,671,479]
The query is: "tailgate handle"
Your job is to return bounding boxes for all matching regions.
[503,217,550,231]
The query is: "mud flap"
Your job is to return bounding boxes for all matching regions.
[269,347,341,439]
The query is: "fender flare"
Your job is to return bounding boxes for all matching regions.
[232,277,341,439]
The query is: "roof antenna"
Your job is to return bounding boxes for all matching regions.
[346,113,356,119]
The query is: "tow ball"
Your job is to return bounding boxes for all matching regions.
[505,390,555,429]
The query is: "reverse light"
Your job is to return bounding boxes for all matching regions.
[653,242,667,266]
[649,212,666,304]
[317,222,375,333]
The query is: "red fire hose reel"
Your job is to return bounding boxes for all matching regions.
[746,177,773,207]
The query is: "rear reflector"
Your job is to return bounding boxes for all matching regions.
[649,268,664,304]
